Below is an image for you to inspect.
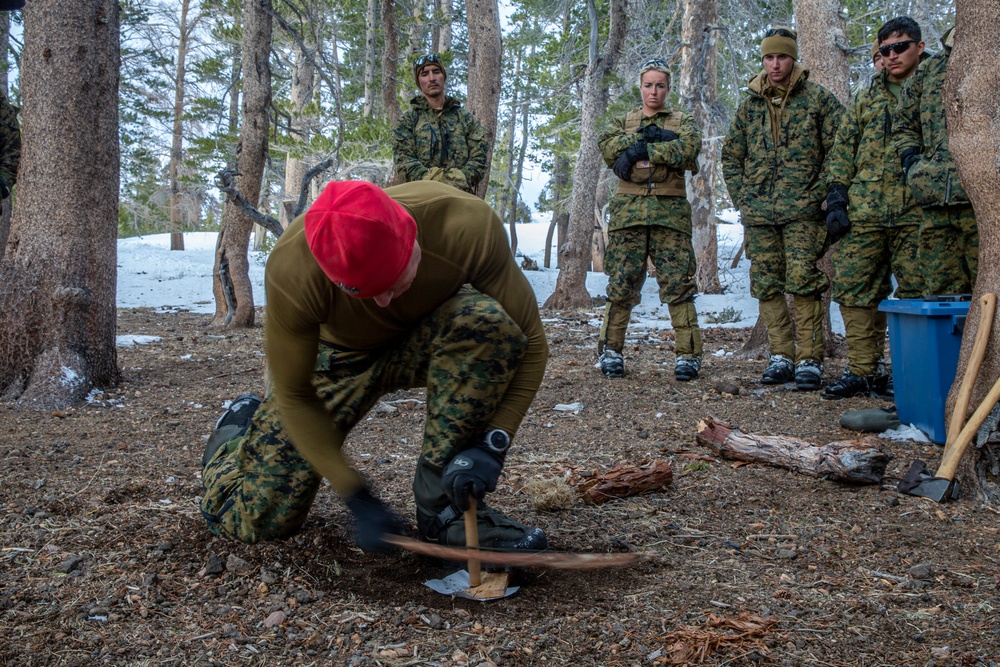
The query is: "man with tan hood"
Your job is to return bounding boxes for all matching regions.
[722,27,844,391]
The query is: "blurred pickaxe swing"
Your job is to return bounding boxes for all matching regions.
[898,293,998,502]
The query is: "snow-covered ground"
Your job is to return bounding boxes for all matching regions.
[118,211,847,334]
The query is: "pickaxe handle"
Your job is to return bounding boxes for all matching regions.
[938,369,1000,481]
[946,293,996,445]
[464,496,481,586]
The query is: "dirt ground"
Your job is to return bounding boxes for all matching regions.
[2,307,999,667]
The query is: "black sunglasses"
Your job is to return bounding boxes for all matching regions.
[765,28,795,39]
[640,58,669,72]
[413,53,442,68]
[878,39,916,56]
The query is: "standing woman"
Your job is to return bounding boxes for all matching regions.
[596,58,703,381]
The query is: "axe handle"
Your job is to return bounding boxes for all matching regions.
[946,293,996,445]
[464,496,481,586]
[938,370,1000,480]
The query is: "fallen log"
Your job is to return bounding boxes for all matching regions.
[383,535,654,570]
[695,417,890,484]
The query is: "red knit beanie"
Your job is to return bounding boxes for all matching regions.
[304,181,417,299]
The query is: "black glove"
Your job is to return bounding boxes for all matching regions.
[344,486,406,553]
[442,447,503,511]
[899,147,921,174]
[0,176,9,200]
[640,125,679,143]
[612,140,649,181]
[825,184,850,243]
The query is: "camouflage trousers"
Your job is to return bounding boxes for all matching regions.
[601,225,702,357]
[200,287,528,544]
[745,220,829,300]
[832,224,924,307]
[919,204,978,296]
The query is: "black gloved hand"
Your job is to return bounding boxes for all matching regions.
[0,176,9,200]
[611,140,649,181]
[441,447,503,511]
[899,147,921,174]
[825,184,850,243]
[640,125,679,143]
[344,486,406,553]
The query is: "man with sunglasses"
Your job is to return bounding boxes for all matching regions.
[393,53,489,195]
[820,17,927,400]
[722,27,844,391]
[596,58,703,381]
[894,27,978,297]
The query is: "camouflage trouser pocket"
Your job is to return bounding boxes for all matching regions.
[201,403,323,544]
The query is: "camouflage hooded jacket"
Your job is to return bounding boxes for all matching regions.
[392,95,489,194]
[721,66,843,226]
[821,68,924,229]
[893,34,969,208]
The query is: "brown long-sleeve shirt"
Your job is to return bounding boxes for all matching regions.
[264,181,548,495]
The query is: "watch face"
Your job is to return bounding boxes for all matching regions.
[485,430,510,453]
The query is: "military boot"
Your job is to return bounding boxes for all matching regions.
[413,458,547,553]
[203,394,262,467]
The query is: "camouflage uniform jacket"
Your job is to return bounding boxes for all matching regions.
[893,44,969,208]
[0,91,21,194]
[598,107,701,234]
[822,69,922,229]
[722,66,843,226]
[393,95,489,194]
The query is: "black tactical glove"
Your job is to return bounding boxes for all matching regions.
[442,446,504,511]
[899,147,921,174]
[612,140,649,181]
[640,125,679,143]
[344,486,406,553]
[825,184,850,244]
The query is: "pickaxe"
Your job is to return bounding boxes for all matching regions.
[898,293,997,502]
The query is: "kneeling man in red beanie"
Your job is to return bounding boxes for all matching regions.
[199,180,548,554]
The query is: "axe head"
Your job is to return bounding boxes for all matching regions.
[896,460,960,503]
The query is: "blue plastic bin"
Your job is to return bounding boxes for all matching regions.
[878,299,969,444]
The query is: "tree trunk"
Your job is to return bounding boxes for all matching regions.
[169,0,192,252]
[435,0,452,54]
[792,0,850,105]
[281,41,316,228]
[679,0,722,294]
[0,14,12,261]
[211,0,272,329]
[363,0,378,118]
[544,0,626,309]
[0,0,121,408]
[380,0,401,128]
[466,0,501,198]
[944,0,1000,504]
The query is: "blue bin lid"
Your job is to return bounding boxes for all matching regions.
[878,299,971,315]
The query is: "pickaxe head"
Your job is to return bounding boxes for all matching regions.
[896,460,960,503]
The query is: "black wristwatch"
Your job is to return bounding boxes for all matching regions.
[481,429,511,457]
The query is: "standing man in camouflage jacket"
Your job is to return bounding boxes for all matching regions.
[821,17,927,400]
[392,54,489,195]
[894,26,977,296]
[596,58,703,381]
[722,27,844,391]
